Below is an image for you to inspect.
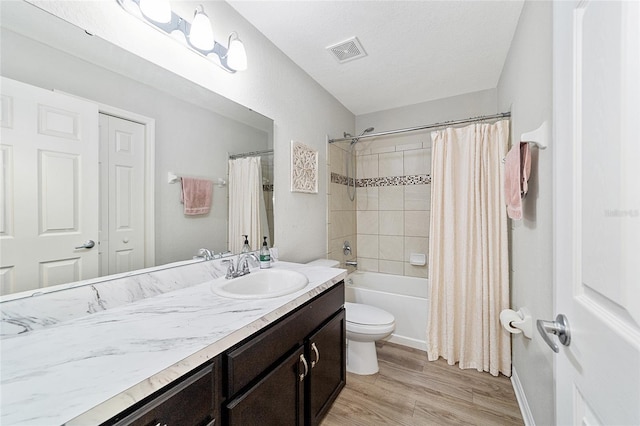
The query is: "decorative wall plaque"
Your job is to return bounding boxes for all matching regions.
[290,141,318,193]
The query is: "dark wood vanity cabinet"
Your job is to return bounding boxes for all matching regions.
[107,359,220,426]
[224,282,346,426]
[106,281,345,426]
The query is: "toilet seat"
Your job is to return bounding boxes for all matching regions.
[347,321,396,336]
[345,302,395,326]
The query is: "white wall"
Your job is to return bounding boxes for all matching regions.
[30,0,354,263]
[497,1,554,425]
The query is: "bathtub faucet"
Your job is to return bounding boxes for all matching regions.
[345,260,358,267]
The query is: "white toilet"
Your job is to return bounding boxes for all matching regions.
[307,259,396,375]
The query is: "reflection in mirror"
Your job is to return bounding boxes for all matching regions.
[0,2,274,296]
[228,150,275,253]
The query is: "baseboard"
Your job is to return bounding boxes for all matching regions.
[511,366,535,426]
[387,334,428,351]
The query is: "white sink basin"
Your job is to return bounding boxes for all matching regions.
[211,269,309,299]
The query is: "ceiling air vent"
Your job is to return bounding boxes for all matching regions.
[326,37,367,64]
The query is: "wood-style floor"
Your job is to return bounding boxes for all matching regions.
[321,341,524,426]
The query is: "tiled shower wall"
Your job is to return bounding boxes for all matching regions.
[355,140,431,278]
[327,144,357,270]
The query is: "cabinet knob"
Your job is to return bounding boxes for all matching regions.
[311,342,320,368]
[299,354,309,382]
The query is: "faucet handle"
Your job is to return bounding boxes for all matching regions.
[241,258,250,274]
[222,259,235,279]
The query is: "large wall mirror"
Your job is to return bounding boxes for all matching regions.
[0,2,274,296]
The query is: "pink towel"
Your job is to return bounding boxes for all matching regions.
[504,142,532,220]
[180,177,213,215]
[520,142,531,197]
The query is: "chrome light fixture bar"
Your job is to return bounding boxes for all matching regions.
[116,0,247,73]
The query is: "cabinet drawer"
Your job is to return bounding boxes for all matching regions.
[225,346,305,426]
[225,281,344,397]
[110,362,216,426]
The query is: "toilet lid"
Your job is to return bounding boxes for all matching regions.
[345,302,395,326]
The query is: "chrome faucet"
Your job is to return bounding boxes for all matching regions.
[223,252,260,279]
[195,248,214,260]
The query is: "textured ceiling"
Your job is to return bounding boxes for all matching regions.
[228,0,524,115]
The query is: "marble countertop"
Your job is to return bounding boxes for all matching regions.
[0,262,347,425]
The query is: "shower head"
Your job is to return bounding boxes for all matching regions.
[350,127,375,145]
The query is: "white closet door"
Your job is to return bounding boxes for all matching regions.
[99,114,145,275]
[553,2,640,424]
[0,77,99,294]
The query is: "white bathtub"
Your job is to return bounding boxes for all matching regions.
[345,271,429,351]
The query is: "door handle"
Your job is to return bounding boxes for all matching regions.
[298,354,309,382]
[536,314,571,353]
[310,342,320,368]
[75,240,95,249]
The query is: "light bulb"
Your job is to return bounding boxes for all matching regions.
[139,0,171,24]
[226,38,247,71]
[189,6,214,51]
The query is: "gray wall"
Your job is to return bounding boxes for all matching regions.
[356,89,498,134]
[497,1,554,424]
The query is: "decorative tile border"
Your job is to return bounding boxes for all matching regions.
[331,172,430,187]
[330,172,354,186]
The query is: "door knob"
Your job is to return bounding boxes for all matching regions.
[74,240,95,249]
[536,314,571,353]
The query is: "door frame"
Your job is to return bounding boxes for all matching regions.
[58,90,156,269]
[53,89,156,268]
[96,103,155,269]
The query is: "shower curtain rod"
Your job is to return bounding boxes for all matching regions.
[328,112,511,144]
[228,149,274,160]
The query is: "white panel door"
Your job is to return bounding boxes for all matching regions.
[553,1,640,424]
[0,77,99,294]
[99,114,145,275]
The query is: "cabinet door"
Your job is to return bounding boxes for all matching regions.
[226,347,305,426]
[307,309,346,425]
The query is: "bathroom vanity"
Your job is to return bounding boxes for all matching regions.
[0,260,346,425]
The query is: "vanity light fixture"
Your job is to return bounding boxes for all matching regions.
[189,5,214,51]
[139,0,171,24]
[225,32,248,72]
[116,0,247,73]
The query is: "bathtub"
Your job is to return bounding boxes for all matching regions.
[345,271,429,351]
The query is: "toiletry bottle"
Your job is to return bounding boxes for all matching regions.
[241,235,250,253]
[260,236,271,269]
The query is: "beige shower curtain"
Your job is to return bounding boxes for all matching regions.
[228,157,269,253]
[426,120,511,377]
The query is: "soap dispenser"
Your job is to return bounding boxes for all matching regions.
[260,236,271,269]
[241,235,250,253]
